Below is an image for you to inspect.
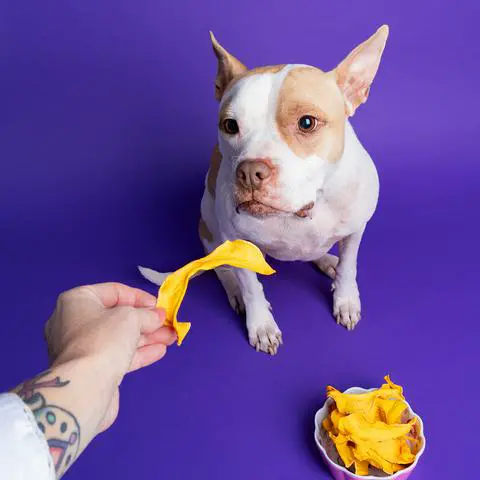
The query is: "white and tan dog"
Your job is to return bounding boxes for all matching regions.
[140,26,389,355]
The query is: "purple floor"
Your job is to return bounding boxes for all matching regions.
[1,1,478,478]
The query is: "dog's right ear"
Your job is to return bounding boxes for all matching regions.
[210,31,247,101]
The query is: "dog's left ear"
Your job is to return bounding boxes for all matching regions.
[334,25,389,116]
[210,31,247,101]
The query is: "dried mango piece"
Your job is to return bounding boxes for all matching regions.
[330,408,344,432]
[353,441,406,474]
[322,416,334,433]
[323,377,418,476]
[326,384,404,417]
[352,438,416,467]
[156,240,275,345]
[346,397,406,424]
[329,433,355,469]
[373,438,416,465]
[327,387,379,415]
[354,460,369,476]
[383,375,404,398]
[338,413,416,442]
[369,398,407,424]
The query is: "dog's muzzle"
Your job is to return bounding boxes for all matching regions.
[236,200,315,219]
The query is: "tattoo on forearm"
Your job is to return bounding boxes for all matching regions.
[15,371,80,476]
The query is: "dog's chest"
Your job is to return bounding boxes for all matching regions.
[232,196,355,261]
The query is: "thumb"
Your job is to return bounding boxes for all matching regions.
[136,307,166,334]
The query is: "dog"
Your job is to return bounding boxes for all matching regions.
[140,26,389,355]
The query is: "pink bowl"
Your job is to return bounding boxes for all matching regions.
[314,387,426,480]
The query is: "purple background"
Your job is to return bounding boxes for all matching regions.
[1,1,478,478]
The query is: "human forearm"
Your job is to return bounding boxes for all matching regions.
[7,283,172,478]
[12,357,117,478]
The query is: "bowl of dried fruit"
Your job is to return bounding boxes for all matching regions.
[314,377,426,479]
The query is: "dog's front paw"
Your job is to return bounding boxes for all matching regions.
[247,310,282,355]
[333,291,361,331]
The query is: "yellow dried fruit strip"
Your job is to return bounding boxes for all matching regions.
[326,386,404,417]
[383,375,404,397]
[373,438,416,465]
[353,441,407,475]
[338,414,416,442]
[156,240,275,345]
[354,460,370,476]
[323,377,418,476]
[328,433,355,469]
[373,398,408,424]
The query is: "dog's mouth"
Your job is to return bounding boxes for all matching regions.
[236,200,314,218]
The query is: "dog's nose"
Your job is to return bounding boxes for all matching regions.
[236,160,273,190]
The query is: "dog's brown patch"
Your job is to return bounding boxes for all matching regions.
[207,144,222,198]
[198,217,213,242]
[275,67,346,163]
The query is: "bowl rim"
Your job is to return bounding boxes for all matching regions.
[314,386,427,480]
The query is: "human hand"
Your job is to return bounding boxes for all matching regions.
[44,282,176,431]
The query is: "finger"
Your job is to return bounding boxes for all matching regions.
[129,344,167,372]
[138,326,177,347]
[87,283,157,308]
[137,308,166,334]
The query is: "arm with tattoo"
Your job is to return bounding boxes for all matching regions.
[7,283,174,478]
[15,371,79,476]
[12,359,112,478]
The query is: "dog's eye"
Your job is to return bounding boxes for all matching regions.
[298,115,318,132]
[223,118,239,135]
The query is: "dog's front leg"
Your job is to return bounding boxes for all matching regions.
[333,226,365,330]
[234,268,282,355]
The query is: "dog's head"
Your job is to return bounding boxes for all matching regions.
[210,27,388,218]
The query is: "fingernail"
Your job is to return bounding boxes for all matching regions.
[147,298,157,308]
